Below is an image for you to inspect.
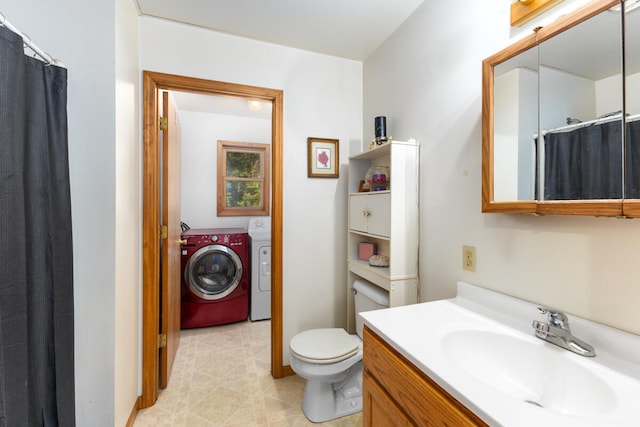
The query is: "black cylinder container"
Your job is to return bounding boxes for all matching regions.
[374,116,387,138]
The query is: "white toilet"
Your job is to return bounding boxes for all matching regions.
[289,279,389,422]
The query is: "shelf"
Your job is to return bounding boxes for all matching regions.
[349,229,391,241]
[348,190,390,197]
[348,259,390,288]
[349,142,391,160]
[348,259,417,289]
[349,140,418,161]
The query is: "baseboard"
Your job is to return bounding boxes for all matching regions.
[282,364,295,377]
[126,397,142,427]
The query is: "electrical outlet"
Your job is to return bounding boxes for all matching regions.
[462,246,476,272]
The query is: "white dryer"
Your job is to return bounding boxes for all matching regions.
[248,217,271,321]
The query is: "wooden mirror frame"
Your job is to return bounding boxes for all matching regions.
[482,0,640,217]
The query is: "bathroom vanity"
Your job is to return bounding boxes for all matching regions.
[361,282,640,426]
[362,327,486,426]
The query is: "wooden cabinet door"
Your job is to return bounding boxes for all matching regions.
[364,369,415,427]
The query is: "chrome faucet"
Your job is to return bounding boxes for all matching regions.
[531,307,596,357]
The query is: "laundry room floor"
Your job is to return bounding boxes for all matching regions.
[133,320,362,426]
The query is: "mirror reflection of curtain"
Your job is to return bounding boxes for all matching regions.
[544,121,623,200]
[625,121,640,199]
[0,26,75,425]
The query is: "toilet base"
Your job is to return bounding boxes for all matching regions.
[301,363,363,423]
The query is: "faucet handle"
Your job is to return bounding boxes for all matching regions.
[537,306,570,330]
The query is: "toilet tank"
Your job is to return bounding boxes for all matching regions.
[353,279,389,338]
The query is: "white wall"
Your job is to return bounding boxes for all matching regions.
[540,66,595,129]
[179,110,271,229]
[492,67,538,201]
[627,73,640,115]
[598,71,640,116]
[114,0,141,425]
[3,0,140,425]
[517,68,537,200]
[494,70,520,201]
[364,0,640,335]
[140,17,363,364]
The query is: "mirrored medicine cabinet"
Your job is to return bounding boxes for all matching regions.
[482,0,640,216]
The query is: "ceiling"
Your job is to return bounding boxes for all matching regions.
[135,0,424,61]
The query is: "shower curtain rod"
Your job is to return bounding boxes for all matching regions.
[0,11,63,67]
[541,113,640,136]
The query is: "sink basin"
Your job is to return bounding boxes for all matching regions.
[442,329,617,416]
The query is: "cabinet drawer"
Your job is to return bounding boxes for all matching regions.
[363,327,487,426]
[349,192,390,237]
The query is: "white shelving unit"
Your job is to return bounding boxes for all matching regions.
[346,140,420,333]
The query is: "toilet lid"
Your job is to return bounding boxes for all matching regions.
[290,328,360,364]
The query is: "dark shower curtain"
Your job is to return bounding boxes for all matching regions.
[544,120,623,200]
[0,25,75,426]
[625,120,640,199]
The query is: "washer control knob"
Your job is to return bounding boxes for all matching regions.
[210,235,218,242]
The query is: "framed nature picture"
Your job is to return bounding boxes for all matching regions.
[307,137,339,178]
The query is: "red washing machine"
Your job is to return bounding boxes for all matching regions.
[180,228,249,328]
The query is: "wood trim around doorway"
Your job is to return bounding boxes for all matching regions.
[140,70,285,408]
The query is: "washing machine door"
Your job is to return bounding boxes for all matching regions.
[184,244,243,300]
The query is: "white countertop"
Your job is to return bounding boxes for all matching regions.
[360,281,640,427]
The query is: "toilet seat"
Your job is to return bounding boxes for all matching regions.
[290,328,360,364]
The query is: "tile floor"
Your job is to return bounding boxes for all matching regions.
[133,320,362,427]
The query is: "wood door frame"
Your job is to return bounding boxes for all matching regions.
[140,70,286,408]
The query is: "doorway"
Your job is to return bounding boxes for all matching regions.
[140,71,285,408]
